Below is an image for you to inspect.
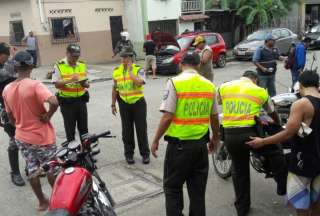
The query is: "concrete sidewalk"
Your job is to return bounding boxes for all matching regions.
[31,62,121,84]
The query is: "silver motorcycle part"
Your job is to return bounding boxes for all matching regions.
[92,180,113,209]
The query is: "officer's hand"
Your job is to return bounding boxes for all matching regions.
[246,137,265,149]
[151,140,159,158]
[111,105,117,116]
[208,138,219,154]
[70,74,80,82]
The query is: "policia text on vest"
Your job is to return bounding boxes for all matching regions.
[152,69,220,216]
[219,75,287,216]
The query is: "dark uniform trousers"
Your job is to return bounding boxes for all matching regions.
[60,99,88,142]
[225,127,287,216]
[118,97,150,157]
[164,137,209,216]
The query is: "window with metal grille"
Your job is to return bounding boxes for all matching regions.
[9,20,25,46]
[49,17,79,44]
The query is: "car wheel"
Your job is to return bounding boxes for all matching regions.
[216,54,226,68]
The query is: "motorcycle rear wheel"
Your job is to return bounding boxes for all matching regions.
[212,141,232,179]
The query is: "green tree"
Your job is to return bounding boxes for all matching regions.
[220,0,299,26]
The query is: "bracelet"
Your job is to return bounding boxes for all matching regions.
[111,104,115,107]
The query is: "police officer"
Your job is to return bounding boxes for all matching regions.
[0,42,25,186]
[52,44,90,142]
[253,34,285,97]
[219,71,287,216]
[151,51,220,216]
[111,46,150,164]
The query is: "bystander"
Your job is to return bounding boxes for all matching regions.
[23,31,38,67]
[143,35,158,79]
[290,37,312,87]
[248,70,320,216]
[2,51,59,211]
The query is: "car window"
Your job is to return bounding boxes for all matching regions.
[280,29,290,38]
[247,30,269,41]
[204,35,218,45]
[177,37,193,49]
[272,30,281,39]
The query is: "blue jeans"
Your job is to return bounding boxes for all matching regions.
[26,50,37,66]
[291,69,300,88]
[258,75,276,97]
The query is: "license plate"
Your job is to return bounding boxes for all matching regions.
[238,51,246,56]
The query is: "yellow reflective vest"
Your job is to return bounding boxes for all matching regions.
[112,64,144,104]
[56,59,87,98]
[219,78,268,128]
[166,72,215,140]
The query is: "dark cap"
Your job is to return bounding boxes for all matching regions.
[303,37,312,43]
[120,46,134,57]
[13,51,33,67]
[242,70,258,80]
[67,43,81,56]
[181,51,200,66]
[0,42,10,55]
[265,33,275,42]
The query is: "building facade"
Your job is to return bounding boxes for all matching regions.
[0,0,125,65]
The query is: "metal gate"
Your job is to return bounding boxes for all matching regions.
[148,20,178,36]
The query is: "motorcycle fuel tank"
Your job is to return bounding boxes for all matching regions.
[49,167,92,216]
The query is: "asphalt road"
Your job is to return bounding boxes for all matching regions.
[0,51,319,216]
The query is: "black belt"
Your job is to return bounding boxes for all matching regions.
[164,133,209,149]
[224,127,255,134]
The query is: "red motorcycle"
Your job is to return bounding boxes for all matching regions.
[44,131,116,216]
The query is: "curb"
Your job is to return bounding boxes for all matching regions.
[226,56,235,62]
[41,77,113,85]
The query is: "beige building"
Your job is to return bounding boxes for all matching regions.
[0,0,125,65]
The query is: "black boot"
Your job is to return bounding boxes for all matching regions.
[8,141,25,186]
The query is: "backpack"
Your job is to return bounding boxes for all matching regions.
[284,44,296,70]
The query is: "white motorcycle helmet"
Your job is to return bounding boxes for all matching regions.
[120,31,130,41]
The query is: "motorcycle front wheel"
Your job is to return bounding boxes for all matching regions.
[92,179,117,216]
[212,141,232,179]
[93,197,116,216]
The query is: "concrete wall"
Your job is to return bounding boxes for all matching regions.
[0,0,125,65]
[124,0,145,58]
[146,0,180,21]
[0,0,33,37]
[278,3,300,34]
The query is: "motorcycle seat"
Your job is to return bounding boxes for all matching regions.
[45,209,70,216]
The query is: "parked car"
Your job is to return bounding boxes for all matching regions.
[305,24,320,49]
[233,28,297,60]
[154,31,227,75]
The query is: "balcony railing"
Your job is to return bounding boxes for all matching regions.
[181,1,202,13]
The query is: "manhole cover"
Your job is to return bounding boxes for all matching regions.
[97,164,163,208]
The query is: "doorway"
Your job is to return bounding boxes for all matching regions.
[110,16,123,50]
